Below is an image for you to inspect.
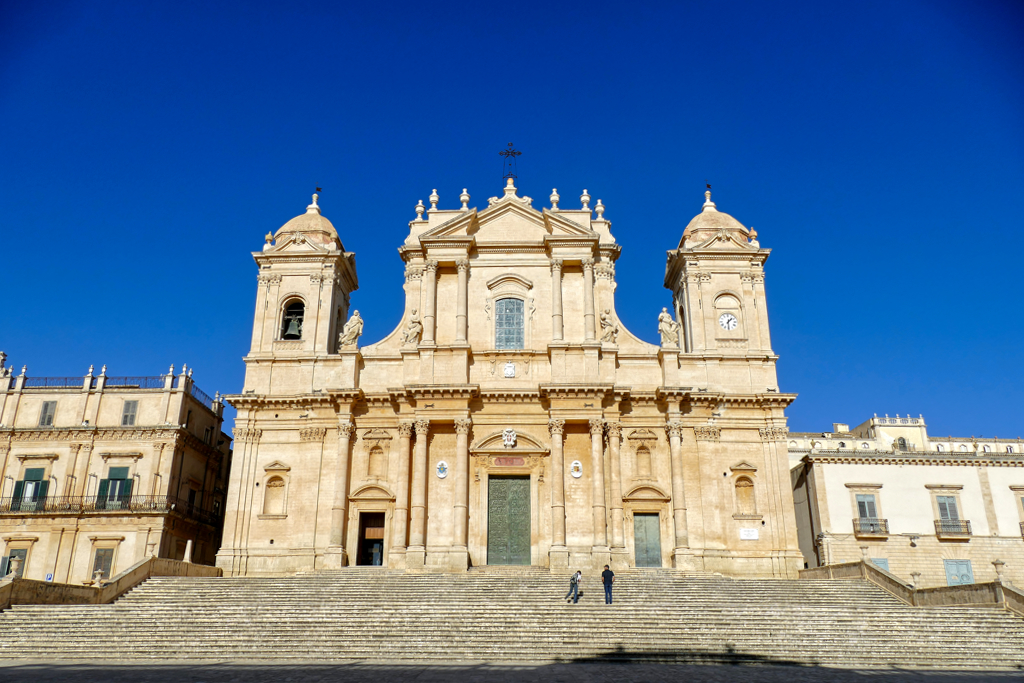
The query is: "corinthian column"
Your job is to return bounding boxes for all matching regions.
[582,258,596,341]
[666,421,689,554]
[391,421,413,555]
[549,419,566,548]
[328,420,355,565]
[590,418,607,548]
[456,260,469,343]
[606,422,625,551]
[550,259,564,341]
[422,260,438,345]
[408,419,430,566]
[453,418,472,550]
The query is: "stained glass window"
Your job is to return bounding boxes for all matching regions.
[495,298,524,350]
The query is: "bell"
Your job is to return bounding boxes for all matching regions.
[284,319,301,339]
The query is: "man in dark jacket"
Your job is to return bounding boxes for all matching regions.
[601,565,614,604]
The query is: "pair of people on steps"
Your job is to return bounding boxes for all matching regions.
[565,566,614,604]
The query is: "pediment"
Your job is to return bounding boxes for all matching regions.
[419,209,480,240]
[264,460,291,473]
[729,461,757,473]
[471,430,549,454]
[691,229,756,251]
[361,428,393,441]
[626,428,659,441]
[624,484,670,502]
[271,233,332,253]
[350,484,395,501]
[487,273,533,292]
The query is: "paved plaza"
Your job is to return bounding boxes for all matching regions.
[0,661,1021,683]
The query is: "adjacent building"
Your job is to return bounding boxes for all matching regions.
[217,182,804,577]
[791,415,1024,587]
[0,362,231,583]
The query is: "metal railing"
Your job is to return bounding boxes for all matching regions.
[104,376,167,389]
[23,376,82,388]
[0,495,221,526]
[852,518,889,535]
[935,519,972,537]
[190,382,215,409]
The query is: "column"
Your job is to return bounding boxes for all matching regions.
[548,419,567,549]
[422,261,438,345]
[589,418,607,548]
[606,422,625,551]
[408,419,430,566]
[390,422,413,557]
[328,420,355,564]
[582,258,596,340]
[453,418,472,560]
[666,421,690,553]
[456,260,469,343]
[550,259,564,341]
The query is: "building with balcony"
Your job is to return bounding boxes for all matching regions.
[0,361,231,583]
[790,415,1024,588]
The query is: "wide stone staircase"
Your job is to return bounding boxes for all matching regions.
[1,568,1022,668]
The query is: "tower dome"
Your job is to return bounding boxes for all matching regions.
[678,190,749,248]
[274,194,344,250]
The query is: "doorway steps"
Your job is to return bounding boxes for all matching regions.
[0,571,1021,668]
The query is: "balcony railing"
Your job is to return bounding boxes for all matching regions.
[853,518,889,536]
[104,376,167,389]
[190,382,215,409]
[0,495,221,526]
[23,376,83,388]
[935,519,972,538]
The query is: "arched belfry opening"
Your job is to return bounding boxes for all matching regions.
[281,300,304,340]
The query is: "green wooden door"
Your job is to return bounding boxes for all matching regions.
[487,476,531,565]
[633,513,662,567]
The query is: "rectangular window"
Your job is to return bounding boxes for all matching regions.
[494,298,524,350]
[937,495,959,521]
[121,400,139,427]
[38,401,57,427]
[870,558,890,572]
[203,426,212,445]
[96,466,133,510]
[855,494,877,519]
[4,549,28,578]
[13,468,48,511]
[92,548,114,580]
[187,488,197,508]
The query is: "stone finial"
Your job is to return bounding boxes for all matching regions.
[265,232,274,244]
[580,189,591,210]
[87,365,94,376]
[550,188,560,209]
[910,572,921,588]
[429,189,439,211]
[459,188,470,211]
[169,364,175,375]
[214,391,221,402]
[306,193,320,215]
[19,365,26,377]
[595,199,605,220]
[188,367,193,378]
[100,364,107,376]
[703,189,717,211]
[415,200,426,221]
[993,559,1006,582]
[181,363,187,376]
[503,177,517,197]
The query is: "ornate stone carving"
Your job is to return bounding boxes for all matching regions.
[658,307,680,346]
[337,310,363,349]
[398,422,414,438]
[581,258,595,269]
[336,421,356,438]
[759,427,789,442]
[665,422,685,439]
[694,426,721,442]
[233,428,262,443]
[548,419,565,436]
[455,419,472,435]
[699,273,712,283]
[595,263,615,280]
[589,418,605,436]
[502,428,517,448]
[310,274,323,284]
[300,427,327,442]
[605,422,622,438]
[414,419,430,437]
[600,309,619,344]
[550,259,563,273]
[456,259,469,272]
[401,309,423,346]
[405,265,423,281]
[424,260,438,274]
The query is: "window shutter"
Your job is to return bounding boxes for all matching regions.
[0,557,8,577]
[96,479,109,508]
[24,468,44,481]
[121,479,133,500]
[12,481,24,502]
[108,467,130,480]
[856,494,876,519]
[36,480,48,501]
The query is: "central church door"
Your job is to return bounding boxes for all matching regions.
[633,513,662,567]
[487,476,531,565]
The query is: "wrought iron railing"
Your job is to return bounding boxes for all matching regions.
[935,519,972,537]
[104,376,167,389]
[23,376,82,388]
[852,518,889,535]
[190,383,215,409]
[0,495,221,526]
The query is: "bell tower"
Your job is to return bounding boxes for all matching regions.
[248,194,358,361]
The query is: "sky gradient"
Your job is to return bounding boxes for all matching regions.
[2,1,1022,438]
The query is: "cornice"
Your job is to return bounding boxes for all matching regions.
[539,384,615,398]
[3,426,182,443]
[225,393,344,410]
[803,451,1024,467]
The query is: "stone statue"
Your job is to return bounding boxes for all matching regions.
[337,310,364,348]
[401,308,423,346]
[600,309,619,343]
[658,307,680,346]
[0,351,8,378]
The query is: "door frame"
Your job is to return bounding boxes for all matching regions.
[486,474,532,566]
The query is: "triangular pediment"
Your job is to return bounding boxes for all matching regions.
[471,430,549,453]
[730,461,758,473]
[419,209,480,240]
[264,460,291,473]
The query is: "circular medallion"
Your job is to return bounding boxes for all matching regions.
[435,461,449,479]
[570,460,583,478]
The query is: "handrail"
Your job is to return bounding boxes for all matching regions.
[0,494,221,526]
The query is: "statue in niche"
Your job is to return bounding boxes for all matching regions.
[658,307,679,346]
[600,309,619,343]
[337,310,364,348]
[401,308,423,346]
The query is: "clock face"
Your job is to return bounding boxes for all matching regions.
[719,313,738,330]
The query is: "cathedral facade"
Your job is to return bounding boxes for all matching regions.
[217,180,803,577]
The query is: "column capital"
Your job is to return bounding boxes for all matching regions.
[398,421,414,437]
[456,259,470,272]
[548,418,565,436]
[582,257,595,269]
[424,260,438,273]
[665,421,685,439]
[550,259,563,272]
[589,418,605,436]
[414,419,430,436]
[605,421,621,438]
[337,420,355,437]
[454,418,472,435]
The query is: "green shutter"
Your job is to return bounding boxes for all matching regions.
[96,479,109,508]
[24,468,44,481]
[0,557,8,577]
[108,467,129,480]
[12,481,24,502]
[36,480,49,502]
[121,479,133,500]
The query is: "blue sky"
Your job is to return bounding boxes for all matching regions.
[1,1,1022,438]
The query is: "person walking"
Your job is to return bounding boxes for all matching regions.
[601,565,614,604]
[565,570,582,604]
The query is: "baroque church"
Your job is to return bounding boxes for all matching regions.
[217,179,803,577]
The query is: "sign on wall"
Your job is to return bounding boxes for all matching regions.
[739,528,759,540]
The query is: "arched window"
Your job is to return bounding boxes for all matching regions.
[495,298,524,350]
[861,443,870,449]
[896,437,908,451]
[838,442,846,449]
[635,445,652,479]
[937,444,945,452]
[263,476,286,515]
[735,477,755,515]
[368,445,385,478]
[983,445,992,453]
[959,444,968,452]
[281,301,304,340]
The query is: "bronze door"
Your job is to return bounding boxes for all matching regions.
[633,513,662,567]
[487,476,531,565]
